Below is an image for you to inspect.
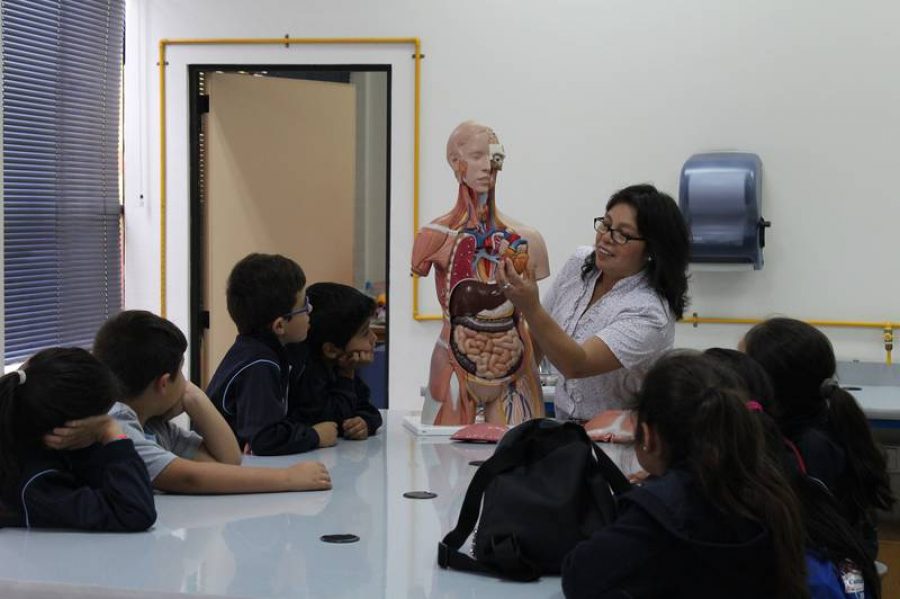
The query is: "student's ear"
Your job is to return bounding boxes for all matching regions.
[638,422,667,475]
[639,422,652,452]
[153,372,171,395]
[639,422,663,455]
[271,317,287,337]
[322,342,342,360]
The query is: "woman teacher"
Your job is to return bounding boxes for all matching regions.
[497,184,690,421]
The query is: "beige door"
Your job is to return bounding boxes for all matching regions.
[203,73,356,385]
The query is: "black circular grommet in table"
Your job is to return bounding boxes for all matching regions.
[320,534,360,544]
[403,491,437,499]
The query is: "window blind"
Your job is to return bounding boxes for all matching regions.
[2,0,125,364]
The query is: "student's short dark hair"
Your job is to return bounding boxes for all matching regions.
[306,282,376,356]
[94,310,188,398]
[226,253,307,335]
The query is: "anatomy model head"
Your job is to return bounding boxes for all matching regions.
[446,121,506,194]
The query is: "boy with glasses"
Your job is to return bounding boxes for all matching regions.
[207,253,338,455]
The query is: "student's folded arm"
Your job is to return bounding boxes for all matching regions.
[229,366,308,455]
[249,420,321,456]
[21,440,157,532]
[182,384,241,465]
[294,370,358,427]
[352,378,383,434]
[153,457,294,494]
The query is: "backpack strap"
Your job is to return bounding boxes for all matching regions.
[591,442,631,495]
[438,436,543,582]
[438,429,632,582]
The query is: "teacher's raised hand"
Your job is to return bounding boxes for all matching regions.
[497,257,541,314]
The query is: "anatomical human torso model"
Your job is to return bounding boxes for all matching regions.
[411,121,549,425]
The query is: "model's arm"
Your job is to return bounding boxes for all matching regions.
[181,382,241,465]
[411,225,450,276]
[498,259,622,379]
[153,457,331,494]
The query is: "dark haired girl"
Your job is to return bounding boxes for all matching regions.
[743,318,894,560]
[0,348,156,531]
[562,352,808,598]
[498,184,690,421]
[705,347,880,597]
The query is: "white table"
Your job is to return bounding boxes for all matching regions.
[0,411,566,599]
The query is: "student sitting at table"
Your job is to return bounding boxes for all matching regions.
[90,310,331,493]
[0,347,156,531]
[207,253,338,455]
[294,283,383,440]
[742,317,895,560]
[562,352,808,598]
[705,347,881,597]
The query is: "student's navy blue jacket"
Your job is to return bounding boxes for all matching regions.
[562,468,777,599]
[207,332,320,455]
[785,411,878,560]
[1,439,156,531]
[293,354,383,437]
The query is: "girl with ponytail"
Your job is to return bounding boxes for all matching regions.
[562,352,808,599]
[0,348,156,531]
[744,318,894,559]
[705,347,880,598]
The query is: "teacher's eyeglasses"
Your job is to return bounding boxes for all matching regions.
[593,217,645,245]
[283,297,312,320]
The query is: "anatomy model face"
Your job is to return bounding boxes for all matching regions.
[411,121,549,427]
[453,129,496,193]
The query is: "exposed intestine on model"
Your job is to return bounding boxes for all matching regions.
[410,121,549,426]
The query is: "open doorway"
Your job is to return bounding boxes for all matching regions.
[188,64,391,407]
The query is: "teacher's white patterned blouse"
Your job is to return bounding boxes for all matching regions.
[543,246,674,420]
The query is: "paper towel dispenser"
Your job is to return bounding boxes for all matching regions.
[679,152,770,270]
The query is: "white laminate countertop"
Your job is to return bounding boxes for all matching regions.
[0,411,566,599]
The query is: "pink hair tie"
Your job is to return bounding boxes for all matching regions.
[745,400,764,413]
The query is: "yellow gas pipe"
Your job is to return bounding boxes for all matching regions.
[681,314,897,365]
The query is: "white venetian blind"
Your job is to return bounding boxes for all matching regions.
[2,0,125,364]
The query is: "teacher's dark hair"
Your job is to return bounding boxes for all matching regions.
[582,184,690,319]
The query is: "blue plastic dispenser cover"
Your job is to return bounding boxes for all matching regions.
[678,152,768,270]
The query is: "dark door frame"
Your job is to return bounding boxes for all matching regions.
[187,63,392,406]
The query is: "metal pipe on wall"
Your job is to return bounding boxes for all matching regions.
[681,313,897,365]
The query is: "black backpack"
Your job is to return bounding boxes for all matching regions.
[437,418,631,582]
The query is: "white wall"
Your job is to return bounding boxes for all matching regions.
[124,0,900,410]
